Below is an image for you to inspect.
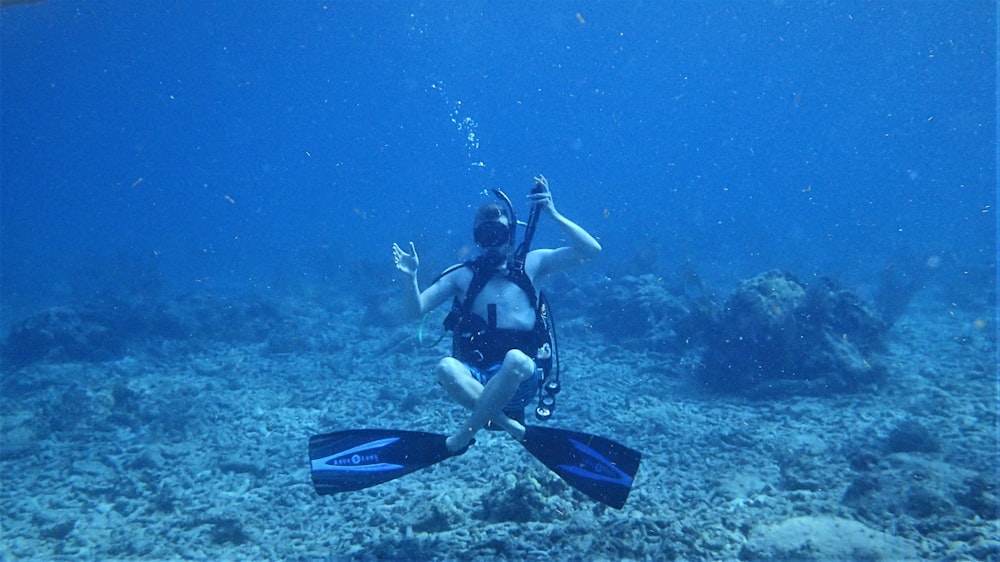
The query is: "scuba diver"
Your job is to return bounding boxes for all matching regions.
[309,174,639,509]
[391,174,601,453]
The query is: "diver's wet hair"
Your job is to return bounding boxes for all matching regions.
[474,202,509,227]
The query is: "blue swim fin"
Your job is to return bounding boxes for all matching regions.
[520,425,641,510]
[309,429,460,494]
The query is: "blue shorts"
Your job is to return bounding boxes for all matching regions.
[467,361,541,413]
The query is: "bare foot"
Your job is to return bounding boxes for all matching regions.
[506,421,526,442]
[445,434,473,454]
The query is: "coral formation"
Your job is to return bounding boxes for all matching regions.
[699,270,889,396]
[0,295,336,370]
[1,305,127,368]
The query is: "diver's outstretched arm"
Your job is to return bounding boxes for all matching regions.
[393,242,424,319]
[393,242,461,319]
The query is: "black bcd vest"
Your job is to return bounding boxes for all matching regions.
[441,256,553,373]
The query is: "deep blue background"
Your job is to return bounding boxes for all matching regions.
[1,1,995,325]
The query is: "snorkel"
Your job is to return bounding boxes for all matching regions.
[490,188,518,253]
[482,178,546,270]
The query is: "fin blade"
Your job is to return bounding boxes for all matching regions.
[521,425,642,509]
[308,429,451,495]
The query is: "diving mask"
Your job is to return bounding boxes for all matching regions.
[474,220,510,248]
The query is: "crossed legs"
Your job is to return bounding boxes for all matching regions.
[437,349,534,452]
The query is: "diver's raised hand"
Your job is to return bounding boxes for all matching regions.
[529,173,557,216]
[393,242,419,276]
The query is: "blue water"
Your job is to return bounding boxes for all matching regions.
[1,3,997,560]
[2,2,995,319]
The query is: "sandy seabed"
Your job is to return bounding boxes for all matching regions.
[1,293,996,561]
